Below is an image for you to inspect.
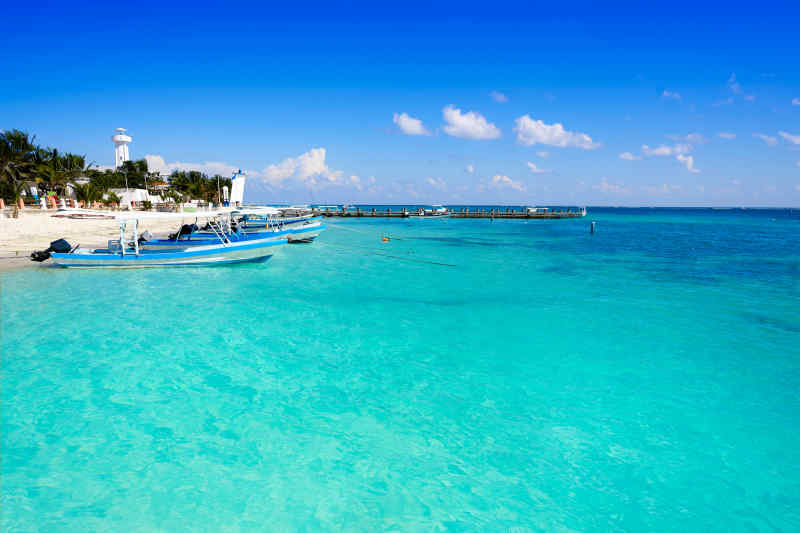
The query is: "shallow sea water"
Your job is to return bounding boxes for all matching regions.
[2,208,800,532]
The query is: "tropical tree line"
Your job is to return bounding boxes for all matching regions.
[1,129,232,215]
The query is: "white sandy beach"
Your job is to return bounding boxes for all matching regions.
[0,210,197,267]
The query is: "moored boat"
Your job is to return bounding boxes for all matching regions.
[408,205,451,218]
[32,210,288,268]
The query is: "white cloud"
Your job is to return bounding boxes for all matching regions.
[489,174,526,192]
[526,162,550,174]
[725,73,755,102]
[642,184,682,195]
[442,105,501,140]
[778,131,800,145]
[144,154,244,177]
[793,98,800,106]
[426,177,447,191]
[753,133,778,146]
[536,151,549,158]
[796,161,800,168]
[465,164,474,174]
[619,152,641,161]
[490,91,508,103]
[718,132,736,139]
[662,90,681,100]
[641,144,691,156]
[728,73,742,95]
[795,184,800,192]
[393,112,431,136]
[667,133,707,144]
[677,154,700,173]
[593,177,631,195]
[513,115,600,149]
[261,148,347,187]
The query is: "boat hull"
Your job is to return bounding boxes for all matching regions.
[50,238,287,268]
[142,222,325,250]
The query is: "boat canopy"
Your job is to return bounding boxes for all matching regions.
[53,208,235,221]
[232,206,282,216]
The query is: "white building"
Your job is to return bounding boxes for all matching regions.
[111,128,132,169]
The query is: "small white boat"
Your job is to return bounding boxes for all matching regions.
[34,210,287,268]
[408,205,450,218]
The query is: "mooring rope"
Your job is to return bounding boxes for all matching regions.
[321,241,456,267]
[325,222,410,241]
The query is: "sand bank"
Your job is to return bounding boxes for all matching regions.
[0,210,200,268]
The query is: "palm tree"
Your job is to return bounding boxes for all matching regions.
[8,180,27,218]
[72,183,102,208]
[103,192,121,208]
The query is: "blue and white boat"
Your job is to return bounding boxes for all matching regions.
[139,208,325,250]
[39,210,288,268]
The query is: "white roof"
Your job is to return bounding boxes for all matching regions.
[53,208,235,221]
[233,206,281,215]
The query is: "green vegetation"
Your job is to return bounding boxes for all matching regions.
[1,129,232,213]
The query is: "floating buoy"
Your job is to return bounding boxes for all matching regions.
[382,236,390,242]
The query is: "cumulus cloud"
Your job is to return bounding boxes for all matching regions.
[490,91,508,103]
[261,148,350,187]
[489,174,526,192]
[718,132,736,139]
[526,162,550,174]
[619,152,641,160]
[753,133,778,146]
[677,154,700,173]
[513,115,600,149]
[641,144,691,156]
[793,98,800,106]
[442,105,501,140]
[465,164,474,173]
[144,154,245,177]
[393,112,431,136]
[779,131,800,145]
[426,177,447,191]
[662,90,681,100]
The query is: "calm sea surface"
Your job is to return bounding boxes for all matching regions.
[2,208,799,531]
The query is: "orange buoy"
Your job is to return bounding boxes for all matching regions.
[381,237,390,242]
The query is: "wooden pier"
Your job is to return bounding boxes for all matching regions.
[314,207,586,219]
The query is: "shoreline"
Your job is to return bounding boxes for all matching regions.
[0,211,199,270]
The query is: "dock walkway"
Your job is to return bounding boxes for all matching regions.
[315,207,586,219]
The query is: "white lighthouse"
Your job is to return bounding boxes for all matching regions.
[111,128,132,169]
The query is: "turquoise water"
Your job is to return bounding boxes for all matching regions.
[2,208,799,531]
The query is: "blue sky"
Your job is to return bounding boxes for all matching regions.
[3,1,799,206]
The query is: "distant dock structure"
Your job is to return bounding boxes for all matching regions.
[314,206,586,219]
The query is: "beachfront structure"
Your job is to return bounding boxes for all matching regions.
[229,169,246,206]
[111,128,132,169]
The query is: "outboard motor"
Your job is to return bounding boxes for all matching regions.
[138,230,154,244]
[31,238,72,262]
[168,223,198,240]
